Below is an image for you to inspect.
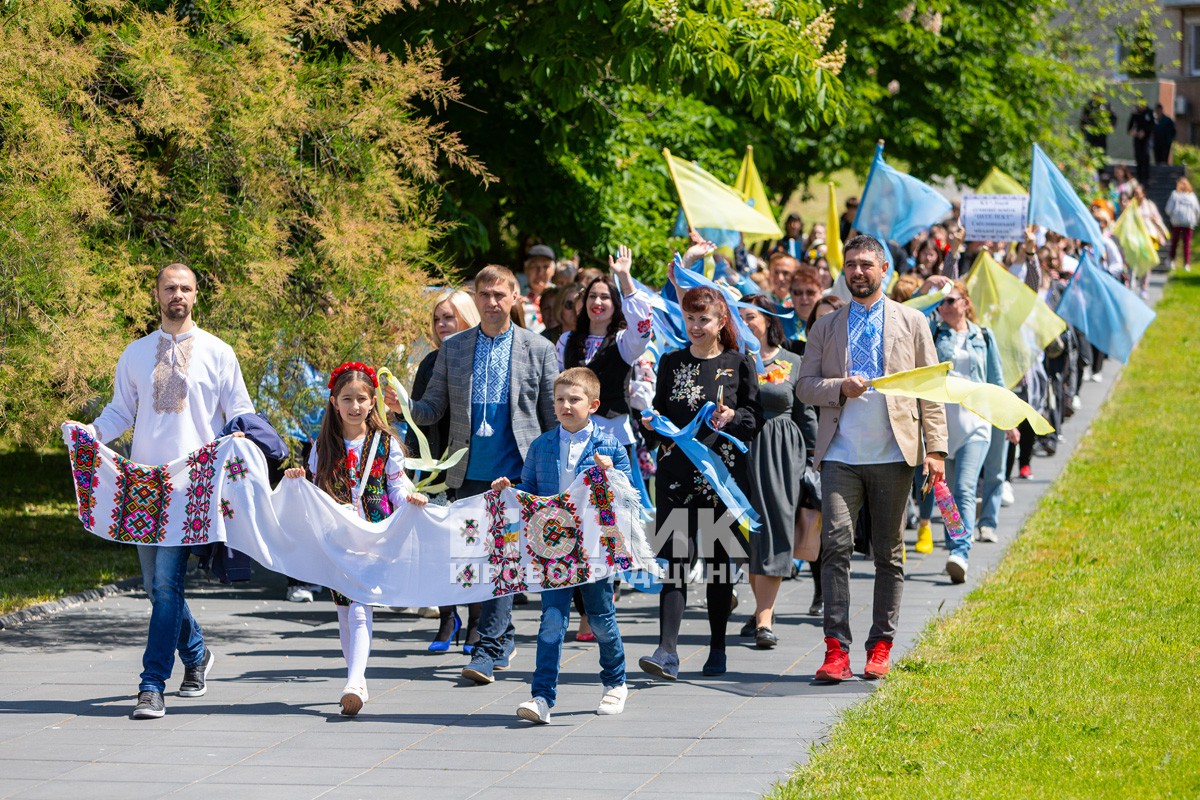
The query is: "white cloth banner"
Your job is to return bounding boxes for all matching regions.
[62,424,657,606]
[961,194,1030,242]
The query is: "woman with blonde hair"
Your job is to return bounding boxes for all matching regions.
[1166,176,1200,271]
[409,289,483,653]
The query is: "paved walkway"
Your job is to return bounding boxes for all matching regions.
[0,279,1156,800]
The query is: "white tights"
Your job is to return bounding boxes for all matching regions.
[336,602,373,689]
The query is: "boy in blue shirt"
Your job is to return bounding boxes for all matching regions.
[492,367,632,723]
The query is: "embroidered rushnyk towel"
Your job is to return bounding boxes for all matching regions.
[62,424,657,606]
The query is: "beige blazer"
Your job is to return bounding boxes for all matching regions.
[795,297,947,469]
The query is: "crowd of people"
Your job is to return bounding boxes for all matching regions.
[71,165,1179,721]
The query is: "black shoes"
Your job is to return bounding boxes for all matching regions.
[701,649,727,676]
[179,648,215,697]
[131,690,165,719]
[754,627,779,649]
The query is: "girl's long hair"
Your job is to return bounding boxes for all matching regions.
[314,369,402,498]
[681,287,739,352]
[564,275,625,367]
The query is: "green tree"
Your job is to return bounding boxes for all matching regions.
[376,0,1159,273]
[0,0,489,446]
[373,0,848,274]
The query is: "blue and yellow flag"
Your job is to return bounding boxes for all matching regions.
[735,146,777,246]
[1055,250,1155,365]
[826,182,843,281]
[964,251,1066,388]
[976,167,1026,195]
[1112,199,1159,277]
[664,149,783,238]
[870,362,1053,435]
[1028,143,1102,248]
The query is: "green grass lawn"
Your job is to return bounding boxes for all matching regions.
[772,272,1200,799]
[0,440,140,616]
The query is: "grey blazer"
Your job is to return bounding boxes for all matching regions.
[408,324,558,487]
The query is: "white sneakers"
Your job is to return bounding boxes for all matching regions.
[286,584,314,603]
[976,525,998,543]
[517,696,551,724]
[339,684,368,717]
[946,555,968,584]
[597,684,628,715]
[1000,481,1015,507]
[517,685,629,724]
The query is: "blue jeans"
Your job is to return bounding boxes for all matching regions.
[976,427,1008,531]
[456,479,518,665]
[532,578,624,706]
[137,545,205,693]
[474,596,515,663]
[918,439,989,560]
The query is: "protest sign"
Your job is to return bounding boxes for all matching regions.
[961,194,1029,242]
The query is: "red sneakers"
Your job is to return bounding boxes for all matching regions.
[815,637,852,682]
[864,641,893,679]
[1019,465,1033,479]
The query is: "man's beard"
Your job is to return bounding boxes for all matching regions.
[163,304,189,321]
[848,278,880,299]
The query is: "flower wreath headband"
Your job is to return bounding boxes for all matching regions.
[328,361,379,391]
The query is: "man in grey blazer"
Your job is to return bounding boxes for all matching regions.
[391,264,558,685]
[796,236,947,684]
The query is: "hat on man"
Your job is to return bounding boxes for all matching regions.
[525,244,556,262]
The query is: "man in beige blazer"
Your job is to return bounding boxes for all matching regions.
[796,235,947,683]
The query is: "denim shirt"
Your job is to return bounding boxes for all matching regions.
[929,320,1003,387]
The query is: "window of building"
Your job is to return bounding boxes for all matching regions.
[1191,23,1200,76]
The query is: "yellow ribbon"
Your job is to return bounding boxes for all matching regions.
[376,367,469,494]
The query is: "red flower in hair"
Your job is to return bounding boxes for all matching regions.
[328,361,378,390]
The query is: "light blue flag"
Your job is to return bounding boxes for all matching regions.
[671,253,765,373]
[1028,143,1103,248]
[671,208,741,249]
[649,302,689,358]
[853,143,952,246]
[1054,250,1155,364]
[640,402,762,532]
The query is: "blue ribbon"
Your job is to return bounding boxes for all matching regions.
[641,401,762,532]
[671,254,766,374]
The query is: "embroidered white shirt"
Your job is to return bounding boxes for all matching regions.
[91,327,255,465]
[558,422,594,494]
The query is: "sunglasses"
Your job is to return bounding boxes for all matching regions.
[943,296,963,305]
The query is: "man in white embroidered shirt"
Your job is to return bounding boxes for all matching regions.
[68,263,255,720]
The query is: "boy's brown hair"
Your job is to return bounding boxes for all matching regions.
[555,367,600,404]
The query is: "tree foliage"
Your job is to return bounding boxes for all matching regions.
[373,0,848,274]
[376,0,1160,274]
[0,0,488,445]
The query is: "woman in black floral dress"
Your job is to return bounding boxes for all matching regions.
[639,285,762,680]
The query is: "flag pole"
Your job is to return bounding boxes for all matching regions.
[663,148,695,232]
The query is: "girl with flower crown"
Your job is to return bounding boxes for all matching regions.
[283,362,427,716]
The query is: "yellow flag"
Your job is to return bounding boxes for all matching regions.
[734,146,776,245]
[1112,199,1159,277]
[964,251,1066,388]
[664,149,784,238]
[826,182,843,280]
[871,362,1054,435]
[903,285,948,313]
[976,166,1026,195]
